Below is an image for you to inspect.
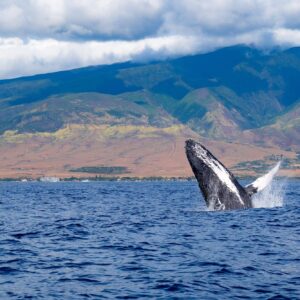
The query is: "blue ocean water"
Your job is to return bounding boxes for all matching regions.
[0,180,299,299]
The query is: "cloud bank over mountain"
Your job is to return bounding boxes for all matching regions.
[1,0,300,79]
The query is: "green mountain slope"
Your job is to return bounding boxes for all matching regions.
[0,45,300,151]
[0,91,179,134]
[243,102,300,150]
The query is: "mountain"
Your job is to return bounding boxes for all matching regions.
[0,45,299,178]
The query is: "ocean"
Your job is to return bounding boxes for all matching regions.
[0,180,299,299]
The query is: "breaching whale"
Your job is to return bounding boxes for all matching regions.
[185,139,281,211]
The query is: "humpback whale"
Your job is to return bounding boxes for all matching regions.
[185,139,281,211]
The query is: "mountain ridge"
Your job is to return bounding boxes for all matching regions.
[0,45,299,178]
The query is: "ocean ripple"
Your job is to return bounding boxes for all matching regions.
[0,180,299,299]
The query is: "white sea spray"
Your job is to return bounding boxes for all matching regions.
[252,179,286,208]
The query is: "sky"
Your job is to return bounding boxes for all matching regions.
[1,0,300,79]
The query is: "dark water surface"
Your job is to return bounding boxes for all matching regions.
[0,180,299,299]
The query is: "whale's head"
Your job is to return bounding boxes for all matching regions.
[185,139,252,210]
[185,139,208,160]
[185,139,214,174]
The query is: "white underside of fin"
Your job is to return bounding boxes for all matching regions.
[246,161,281,193]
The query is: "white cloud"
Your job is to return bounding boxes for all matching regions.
[0,0,165,39]
[273,28,300,46]
[0,35,199,79]
[1,0,300,78]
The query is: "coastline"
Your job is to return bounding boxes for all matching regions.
[0,175,299,182]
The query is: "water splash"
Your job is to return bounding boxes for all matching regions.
[252,179,286,208]
[246,161,281,193]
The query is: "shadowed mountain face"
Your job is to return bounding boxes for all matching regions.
[0,45,300,178]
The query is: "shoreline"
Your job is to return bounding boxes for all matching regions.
[0,175,299,182]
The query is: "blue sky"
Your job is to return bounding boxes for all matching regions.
[1,0,300,79]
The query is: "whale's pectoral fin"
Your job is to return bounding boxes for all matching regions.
[245,161,282,197]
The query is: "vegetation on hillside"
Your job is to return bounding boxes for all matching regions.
[70,166,129,174]
[0,45,300,154]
